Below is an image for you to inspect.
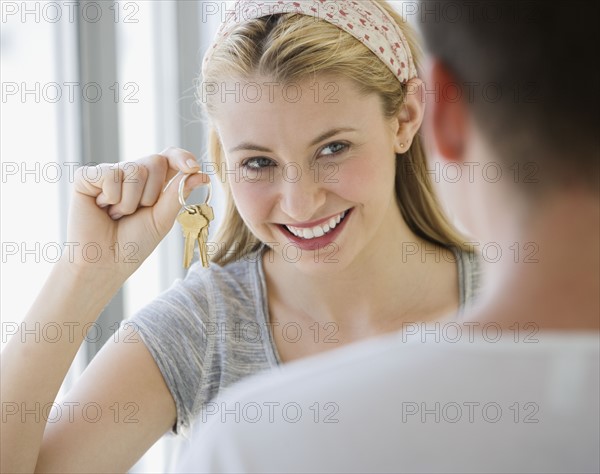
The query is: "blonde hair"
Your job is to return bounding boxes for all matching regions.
[199,1,470,266]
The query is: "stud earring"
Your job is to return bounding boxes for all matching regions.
[400,143,405,149]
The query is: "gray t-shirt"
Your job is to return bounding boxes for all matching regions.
[126,243,482,436]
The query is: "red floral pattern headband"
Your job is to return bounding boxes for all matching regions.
[202,0,418,84]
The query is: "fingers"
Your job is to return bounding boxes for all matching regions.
[107,163,149,219]
[143,148,210,202]
[86,163,147,218]
[134,147,203,205]
[159,146,202,182]
[72,148,210,221]
[153,168,211,235]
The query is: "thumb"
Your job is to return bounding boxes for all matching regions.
[153,171,212,236]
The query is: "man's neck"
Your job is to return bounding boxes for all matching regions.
[473,188,600,331]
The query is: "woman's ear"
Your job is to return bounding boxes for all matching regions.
[429,60,468,162]
[392,77,425,154]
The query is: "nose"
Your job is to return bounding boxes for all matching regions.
[279,164,326,222]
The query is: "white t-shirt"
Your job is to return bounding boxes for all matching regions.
[174,327,600,473]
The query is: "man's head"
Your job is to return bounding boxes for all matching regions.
[419,0,598,195]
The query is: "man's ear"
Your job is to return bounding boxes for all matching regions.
[429,59,468,162]
[392,77,425,154]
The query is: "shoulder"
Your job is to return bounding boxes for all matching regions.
[207,330,599,414]
[122,248,270,435]
[158,248,264,312]
[126,248,265,336]
[198,331,600,409]
[177,332,600,472]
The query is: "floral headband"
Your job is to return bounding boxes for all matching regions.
[202,0,418,84]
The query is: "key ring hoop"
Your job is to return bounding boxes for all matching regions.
[178,172,211,213]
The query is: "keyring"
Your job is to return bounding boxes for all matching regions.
[178,171,211,213]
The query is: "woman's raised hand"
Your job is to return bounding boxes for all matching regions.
[65,147,210,279]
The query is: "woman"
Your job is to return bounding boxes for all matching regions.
[1,1,481,472]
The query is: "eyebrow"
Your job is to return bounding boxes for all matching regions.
[228,127,358,154]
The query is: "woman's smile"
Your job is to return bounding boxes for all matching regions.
[277,207,354,251]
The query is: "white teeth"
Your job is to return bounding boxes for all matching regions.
[285,210,349,240]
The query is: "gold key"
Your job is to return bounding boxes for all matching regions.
[195,203,214,267]
[177,207,208,268]
[177,171,213,269]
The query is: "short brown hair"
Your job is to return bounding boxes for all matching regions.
[419,0,599,190]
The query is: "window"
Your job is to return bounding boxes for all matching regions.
[1,1,221,471]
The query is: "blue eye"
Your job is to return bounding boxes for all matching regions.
[321,142,349,156]
[242,157,274,169]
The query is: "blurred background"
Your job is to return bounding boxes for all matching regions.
[0,1,225,471]
[1,1,467,472]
